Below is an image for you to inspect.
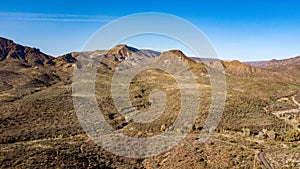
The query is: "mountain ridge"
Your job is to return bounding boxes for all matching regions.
[0,37,55,66]
[0,36,299,81]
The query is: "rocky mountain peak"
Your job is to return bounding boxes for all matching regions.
[107,44,139,56]
[161,49,196,64]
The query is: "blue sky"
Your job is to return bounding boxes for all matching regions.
[0,0,300,61]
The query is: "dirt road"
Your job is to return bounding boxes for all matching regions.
[258,152,272,169]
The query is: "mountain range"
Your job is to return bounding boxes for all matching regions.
[1,36,299,81]
[1,36,300,168]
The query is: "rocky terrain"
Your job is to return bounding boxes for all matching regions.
[0,37,300,168]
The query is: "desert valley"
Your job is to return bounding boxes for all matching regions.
[0,36,300,168]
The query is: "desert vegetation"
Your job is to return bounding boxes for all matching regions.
[0,38,300,168]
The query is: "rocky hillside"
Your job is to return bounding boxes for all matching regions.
[0,37,55,67]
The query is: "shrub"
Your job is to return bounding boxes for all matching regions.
[284,129,300,142]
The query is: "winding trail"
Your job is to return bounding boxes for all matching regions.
[258,152,272,169]
[257,94,300,168]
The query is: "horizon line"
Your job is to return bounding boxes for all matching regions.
[0,35,298,62]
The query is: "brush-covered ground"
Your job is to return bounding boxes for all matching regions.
[1,41,300,168]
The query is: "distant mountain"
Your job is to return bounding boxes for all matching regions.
[222,60,264,76]
[107,44,160,60]
[192,57,282,78]
[244,61,268,67]
[166,50,196,63]
[245,56,300,81]
[0,36,298,84]
[262,56,300,69]
[245,56,300,69]
[0,37,55,67]
[158,50,208,75]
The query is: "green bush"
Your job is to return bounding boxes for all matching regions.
[284,129,300,142]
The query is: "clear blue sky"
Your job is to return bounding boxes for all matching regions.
[0,0,299,61]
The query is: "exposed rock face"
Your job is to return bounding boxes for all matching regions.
[0,37,55,66]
